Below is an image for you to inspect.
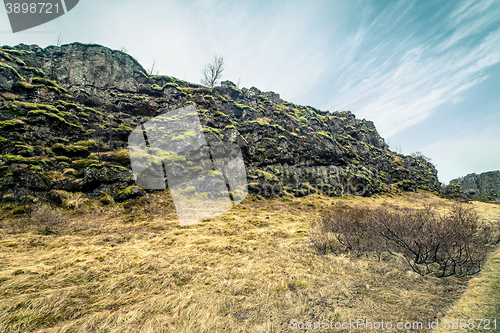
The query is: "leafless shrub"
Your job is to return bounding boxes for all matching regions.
[314,206,380,256]
[30,205,65,234]
[312,203,490,277]
[147,58,160,76]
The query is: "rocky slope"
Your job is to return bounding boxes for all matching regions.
[0,42,440,205]
[449,170,500,201]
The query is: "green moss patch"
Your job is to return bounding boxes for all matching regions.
[114,186,144,202]
[113,124,133,132]
[22,66,45,77]
[189,166,203,173]
[249,119,270,126]
[14,144,34,156]
[15,101,59,113]
[56,100,82,111]
[0,119,24,130]
[1,48,33,56]
[235,103,254,112]
[171,130,196,142]
[316,131,333,140]
[27,110,66,123]
[271,124,285,132]
[180,87,212,94]
[31,77,68,93]
[84,107,104,116]
[51,143,90,157]
[102,149,130,165]
[0,62,24,81]
[202,127,224,139]
[163,82,179,89]
[0,154,50,166]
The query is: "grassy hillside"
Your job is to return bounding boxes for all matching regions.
[1,191,499,332]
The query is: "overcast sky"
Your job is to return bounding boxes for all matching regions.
[1,0,499,183]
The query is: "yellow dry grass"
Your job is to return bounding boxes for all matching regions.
[0,190,499,332]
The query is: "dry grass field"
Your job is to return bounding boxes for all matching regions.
[0,190,499,332]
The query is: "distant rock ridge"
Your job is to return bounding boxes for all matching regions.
[0,42,440,204]
[449,170,500,201]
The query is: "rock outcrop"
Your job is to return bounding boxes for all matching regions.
[449,170,500,201]
[0,43,440,204]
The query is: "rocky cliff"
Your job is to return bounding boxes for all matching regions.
[449,170,500,201]
[0,43,440,204]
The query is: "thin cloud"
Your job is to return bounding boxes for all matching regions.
[321,1,500,138]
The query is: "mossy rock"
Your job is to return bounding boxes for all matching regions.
[0,119,24,130]
[189,166,203,173]
[0,61,24,81]
[48,190,86,209]
[163,82,179,89]
[22,66,45,77]
[54,156,71,162]
[106,149,130,165]
[113,124,133,132]
[215,111,228,118]
[47,190,69,206]
[14,144,34,156]
[99,192,115,205]
[316,131,333,140]
[2,173,15,186]
[181,186,196,195]
[397,180,417,192]
[27,109,67,124]
[31,77,67,93]
[83,164,134,185]
[51,143,90,157]
[56,100,80,110]
[13,101,59,113]
[294,189,309,197]
[170,130,196,142]
[0,154,31,165]
[114,186,144,202]
[30,165,42,171]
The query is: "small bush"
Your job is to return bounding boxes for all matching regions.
[30,205,64,234]
[312,203,490,277]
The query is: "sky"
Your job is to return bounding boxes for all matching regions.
[1,0,499,184]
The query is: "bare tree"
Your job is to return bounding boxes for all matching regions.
[56,33,63,47]
[201,55,224,88]
[147,59,159,76]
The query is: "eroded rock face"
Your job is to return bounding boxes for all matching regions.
[0,42,441,203]
[450,170,500,201]
[11,43,148,91]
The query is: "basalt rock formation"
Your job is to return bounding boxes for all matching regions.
[0,43,440,205]
[449,170,500,202]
